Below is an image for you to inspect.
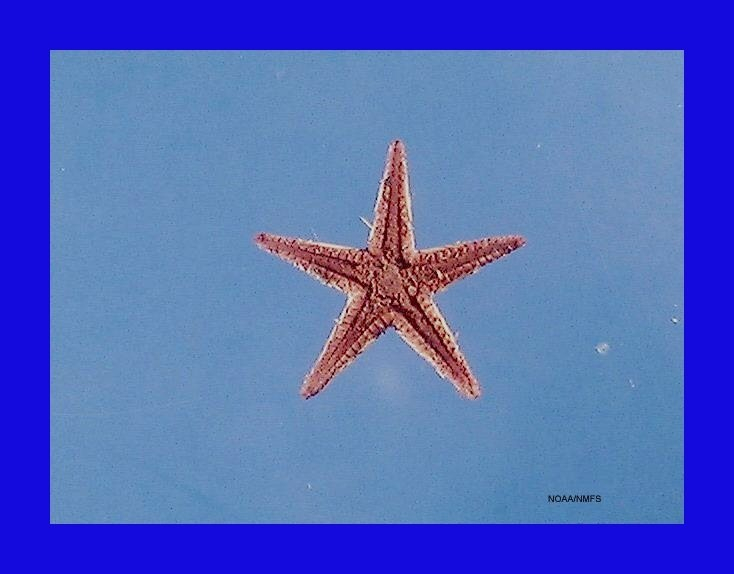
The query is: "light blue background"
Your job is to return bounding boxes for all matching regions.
[51,51,683,523]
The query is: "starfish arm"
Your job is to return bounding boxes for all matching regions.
[393,292,480,399]
[414,235,526,292]
[301,293,390,399]
[255,233,368,293]
[367,140,416,265]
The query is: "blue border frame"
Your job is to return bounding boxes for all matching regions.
[27,1,725,568]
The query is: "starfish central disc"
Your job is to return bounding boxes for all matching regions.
[377,262,405,299]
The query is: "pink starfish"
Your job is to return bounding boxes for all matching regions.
[255,140,525,399]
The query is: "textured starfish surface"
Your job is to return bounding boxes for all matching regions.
[255,140,526,400]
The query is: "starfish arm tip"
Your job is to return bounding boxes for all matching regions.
[459,381,482,400]
[388,139,406,158]
[300,383,318,400]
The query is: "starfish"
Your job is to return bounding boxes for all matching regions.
[255,140,525,400]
